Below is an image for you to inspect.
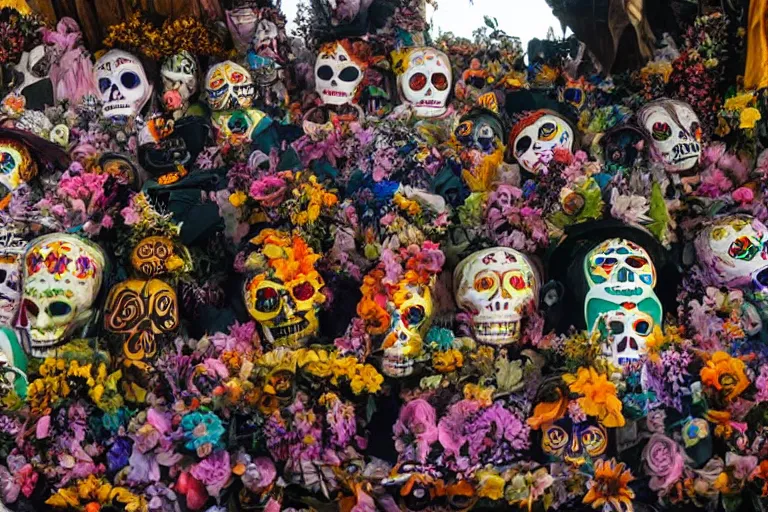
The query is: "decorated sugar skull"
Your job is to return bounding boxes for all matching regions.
[131,236,184,278]
[205,61,255,112]
[510,110,575,175]
[381,280,435,378]
[454,94,506,192]
[396,47,452,118]
[95,49,152,119]
[0,229,26,325]
[695,215,768,293]
[583,238,662,365]
[160,51,198,108]
[0,138,37,205]
[104,278,179,361]
[0,327,27,397]
[18,234,106,357]
[637,98,702,172]
[244,231,326,348]
[314,40,368,106]
[211,108,269,147]
[454,247,540,346]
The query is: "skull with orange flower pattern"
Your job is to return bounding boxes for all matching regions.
[243,230,326,348]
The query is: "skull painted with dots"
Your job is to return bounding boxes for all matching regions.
[243,230,326,348]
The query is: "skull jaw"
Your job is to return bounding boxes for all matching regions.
[382,351,416,378]
[261,315,315,349]
[470,319,522,346]
[320,89,353,105]
[412,100,447,118]
[27,326,71,357]
[660,142,701,172]
[103,101,137,120]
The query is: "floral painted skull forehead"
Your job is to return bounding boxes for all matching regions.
[695,215,768,291]
[510,110,574,175]
[314,40,369,106]
[243,230,326,348]
[637,98,702,173]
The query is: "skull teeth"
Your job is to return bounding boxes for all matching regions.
[382,354,415,377]
[322,89,349,97]
[269,319,309,341]
[472,321,521,345]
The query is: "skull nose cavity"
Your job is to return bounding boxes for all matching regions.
[617,268,634,282]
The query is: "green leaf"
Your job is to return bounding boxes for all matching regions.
[495,357,524,393]
[647,181,670,241]
[366,395,377,422]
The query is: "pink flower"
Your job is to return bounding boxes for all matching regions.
[642,434,685,491]
[242,456,277,493]
[36,415,50,439]
[121,205,141,225]
[101,214,114,229]
[163,90,184,111]
[176,471,208,511]
[190,450,231,496]
[393,399,439,463]
[732,187,754,205]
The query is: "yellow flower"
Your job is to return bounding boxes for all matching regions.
[463,383,494,406]
[350,364,384,394]
[432,349,464,373]
[583,459,634,511]
[700,351,749,401]
[229,190,247,207]
[476,470,506,500]
[331,355,358,384]
[724,92,754,111]
[393,193,422,216]
[564,367,625,428]
[740,107,761,129]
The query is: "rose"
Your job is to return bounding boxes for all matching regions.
[163,90,183,111]
[642,434,685,491]
[190,450,231,496]
[646,409,666,434]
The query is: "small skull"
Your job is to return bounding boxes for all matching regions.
[397,47,452,118]
[130,236,184,278]
[599,308,654,365]
[161,51,198,105]
[638,98,702,173]
[205,61,255,112]
[454,247,539,346]
[510,110,574,175]
[314,40,366,106]
[95,49,152,119]
[381,281,434,378]
[18,234,106,357]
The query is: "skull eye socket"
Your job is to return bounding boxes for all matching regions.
[633,319,651,336]
[455,121,473,139]
[338,66,360,82]
[22,298,39,318]
[48,301,72,317]
[537,122,557,141]
[292,282,315,301]
[0,269,7,283]
[121,71,141,90]
[581,427,607,456]
[256,287,280,312]
[154,243,169,259]
[210,78,225,89]
[474,276,495,292]
[403,305,426,327]
[506,273,526,290]
[543,425,568,453]
[609,320,625,334]
[514,135,532,155]
[625,256,647,269]
[729,236,759,261]
[431,72,448,91]
[651,121,672,141]
[409,72,427,91]
[317,65,334,81]
[403,483,431,511]
[230,72,245,83]
[98,78,112,93]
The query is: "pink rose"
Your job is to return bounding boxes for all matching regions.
[190,450,231,496]
[176,471,208,510]
[642,434,685,491]
[163,90,184,111]
[732,186,754,205]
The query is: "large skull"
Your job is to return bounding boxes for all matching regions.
[161,51,198,106]
[454,247,539,346]
[18,234,106,357]
[695,215,768,291]
[104,278,179,361]
[583,238,662,366]
[511,110,574,175]
[381,281,434,378]
[397,47,452,118]
[314,41,366,106]
[95,49,152,119]
[205,61,255,112]
[0,229,26,325]
[638,98,702,173]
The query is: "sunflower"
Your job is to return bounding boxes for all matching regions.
[583,459,635,512]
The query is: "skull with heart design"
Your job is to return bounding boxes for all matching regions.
[104,278,179,361]
[205,61,256,112]
[454,247,540,346]
[510,110,575,175]
[95,49,152,119]
[18,234,106,357]
[244,230,326,348]
[395,47,452,118]
[314,40,368,106]
[638,98,702,173]
[583,238,662,365]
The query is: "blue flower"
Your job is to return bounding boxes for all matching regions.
[426,327,455,351]
[181,412,226,452]
[107,437,132,474]
[373,181,399,201]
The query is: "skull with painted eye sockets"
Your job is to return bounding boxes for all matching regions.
[695,214,768,293]
[510,110,575,175]
[638,98,702,173]
[397,47,452,118]
[95,49,152,119]
[599,308,655,366]
[314,40,367,106]
[130,236,184,278]
[205,61,256,112]
[541,418,609,468]
[380,281,434,378]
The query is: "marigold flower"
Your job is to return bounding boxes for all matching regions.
[564,367,625,428]
[700,351,749,401]
[583,459,635,512]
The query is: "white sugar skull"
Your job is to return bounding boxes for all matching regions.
[454,247,539,346]
[314,40,366,106]
[0,229,26,326]
[95,49,152,119]
[638,98,702,172]
[511,110,574,175]
[397,47,452,118]
[161,51,198,104]
[205,61,255,112]
[381,281,434,377]
[695,215,768,292]
[18,234,106,357]
[583,238,662,366]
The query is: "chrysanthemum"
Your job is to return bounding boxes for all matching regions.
[583,459,635,512]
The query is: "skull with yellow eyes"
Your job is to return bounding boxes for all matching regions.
[510,110,574,175]
[454,247,539,346]
[243,231,326,348]
[381,280,434,378]
[695,215,768,293]
[542,418,608,468]
[205,61,255,112]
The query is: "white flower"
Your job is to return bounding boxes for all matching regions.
[610,189,651,224]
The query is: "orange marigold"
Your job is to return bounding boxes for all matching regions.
[583,458,635,512]
[700,351,749,401]
[564,367,625,428]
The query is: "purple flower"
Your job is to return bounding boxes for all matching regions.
[190,450,232,496]
[107,437,132,474]
[393,399,439,463]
